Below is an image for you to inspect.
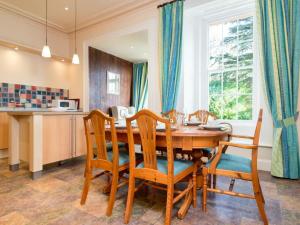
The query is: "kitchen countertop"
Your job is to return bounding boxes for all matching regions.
[0,108,87,115]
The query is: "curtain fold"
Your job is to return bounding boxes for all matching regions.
[257,0,300,179]
[159,0,184,113]
[132,62,148,111]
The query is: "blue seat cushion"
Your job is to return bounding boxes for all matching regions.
[107,150,129,166]
[137,157,193,175]
[206,154,252,173]
[202,148,212,154]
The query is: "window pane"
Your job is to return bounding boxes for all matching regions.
[209,24,223,47]
[223,71,237,94]
[238,17,253,41]
[208,16,253,120]
[209,73,222,94]
[238,41,253,67]
[223,20,238,39]
[209,95,223,119]
[223,95,237,120]
[238,95,252,120]
[238,69,252,94]
[209,47,223,70]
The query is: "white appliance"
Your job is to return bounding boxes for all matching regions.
[51,100,77,111]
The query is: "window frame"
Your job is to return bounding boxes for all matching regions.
[200,8,259,124]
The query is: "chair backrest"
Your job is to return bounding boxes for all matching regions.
[126,109,174,174]
[188,110,217,124]
[253,109,263,145]
[162,109,184,124]
[84,110,119,166]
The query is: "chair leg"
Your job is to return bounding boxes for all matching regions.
[80,171,92,205]
[202,169,208,212]
[252,177,268,225]
[192,169,197,208]
[258,178,265,204]
[124,174,135,224]
[207,174,212,188]
[106,172,119,216]
[165,183,174,225]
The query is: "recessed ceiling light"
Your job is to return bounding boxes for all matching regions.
[14,47,19,50]
[64,6,69,11]
[130,46,134,49]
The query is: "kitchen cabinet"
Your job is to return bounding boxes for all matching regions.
[43,115,73,164]
[74,115,86,157]
[0,112,8,150]
[8,111,87,179]
[43,114,87,164]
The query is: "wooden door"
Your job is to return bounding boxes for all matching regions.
[0,113,8,150]
[75,115,87,157]
[43,115,73,164]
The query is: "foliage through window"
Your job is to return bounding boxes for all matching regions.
[208,16,253,120]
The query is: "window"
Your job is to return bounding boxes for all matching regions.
[208,16,254,120]
[107,71,120,95]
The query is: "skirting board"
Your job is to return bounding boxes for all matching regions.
[0,149,8,159]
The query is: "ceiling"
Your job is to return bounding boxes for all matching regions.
[90,30,148,63]
[0,0,158,33]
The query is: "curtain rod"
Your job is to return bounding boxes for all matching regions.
[157,0,185,8]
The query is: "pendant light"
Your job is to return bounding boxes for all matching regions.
[42,0,51,58]
[72,0,80,64]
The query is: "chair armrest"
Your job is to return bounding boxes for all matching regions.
[229,134,254,139]
[219,141,258,149]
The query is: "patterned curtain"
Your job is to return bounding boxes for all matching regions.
[132,62,148,111]
[257,0,300,179]
[159,0,184,113]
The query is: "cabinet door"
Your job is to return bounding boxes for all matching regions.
[43,115,73,164]
[75,115,87,157]
[0,113,8,150]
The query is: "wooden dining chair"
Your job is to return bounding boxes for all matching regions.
[124,109,198,225]
[80,110,129,216]
[188,110,217,124]
[202,109,268,225]
[162,109,184,124]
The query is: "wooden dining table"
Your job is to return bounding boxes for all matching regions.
[105,125,230,219]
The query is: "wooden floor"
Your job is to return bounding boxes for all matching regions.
[0,157,299,225]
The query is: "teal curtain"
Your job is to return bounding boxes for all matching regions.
[132,62,148,111]
[159,0,184,113]
[257,0,300,179]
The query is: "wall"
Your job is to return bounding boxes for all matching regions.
[0,46,71,92]
[89,47,133,113]
[0,8,70,58]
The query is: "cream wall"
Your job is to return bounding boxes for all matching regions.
[0,8,70,58]
[0,8,73,97]
[0,46,71,89]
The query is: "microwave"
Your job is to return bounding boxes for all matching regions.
[51,100,77,111]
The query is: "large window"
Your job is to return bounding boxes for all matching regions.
[208,16,254,120]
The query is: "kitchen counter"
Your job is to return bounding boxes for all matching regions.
[8,110,88,179]
[1,107,86,115]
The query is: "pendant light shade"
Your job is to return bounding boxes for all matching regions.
[72,0,80,64]
[42,0,51,58]
[42,45,51,58]
[72,53,80,64]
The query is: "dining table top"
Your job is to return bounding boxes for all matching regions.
[112,125,230,138]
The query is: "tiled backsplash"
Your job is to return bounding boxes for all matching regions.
[0,82,69,108]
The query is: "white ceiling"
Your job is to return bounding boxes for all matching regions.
[0,0,158,32]
[90,30,148,63]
